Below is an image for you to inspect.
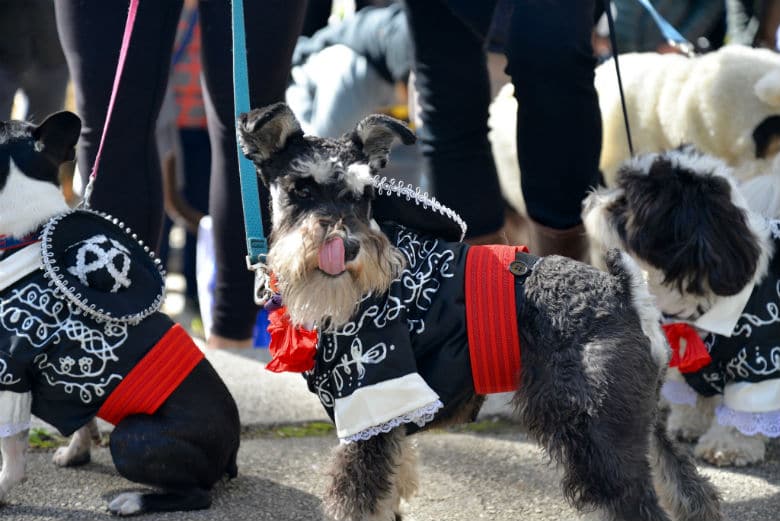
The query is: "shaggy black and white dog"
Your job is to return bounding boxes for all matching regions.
[0,112,240,514]
[238,103,721,521]
[583,146,780,466]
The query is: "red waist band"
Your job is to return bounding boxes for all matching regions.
[465,245,527,394]
[97,324,204,425]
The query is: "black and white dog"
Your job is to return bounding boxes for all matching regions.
[0,112,240,515]
[237,103,721,521]
[583,146,780,466]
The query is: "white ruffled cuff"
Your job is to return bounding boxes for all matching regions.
[333,372,442,442]
[715,404,780,437]
[661,379,698,407]
[0,391,32,438]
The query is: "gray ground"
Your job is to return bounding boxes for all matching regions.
[3,422,780,521]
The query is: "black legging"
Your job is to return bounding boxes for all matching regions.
[403,0,603,234]
[56,0,306,340]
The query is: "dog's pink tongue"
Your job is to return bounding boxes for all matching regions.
[318,237,346,275]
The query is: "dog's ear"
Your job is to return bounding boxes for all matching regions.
[32,111,81,164]
[352,114,416,170]
[620,156,760,296]
[237,103,303,167]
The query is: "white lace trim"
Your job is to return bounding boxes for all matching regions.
[715,403,780,437]
[0,421,30,438]
[661,379,699,407]
[372,176,468,241]
[340,399,443,444]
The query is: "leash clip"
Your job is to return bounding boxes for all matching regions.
[246,255,273,306]
[668,39,695,58]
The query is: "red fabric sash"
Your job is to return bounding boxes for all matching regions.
[662,322,712,373]
[97,324,204,425]
[465,245,527,394]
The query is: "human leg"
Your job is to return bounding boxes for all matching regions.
[55,0,183,251]
[402,0,504,240]
[198,0,306,345]
[505,0,602,260]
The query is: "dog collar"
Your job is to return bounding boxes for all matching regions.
[0,231,41,251]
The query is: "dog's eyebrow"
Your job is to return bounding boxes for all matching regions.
[341,163,372,195]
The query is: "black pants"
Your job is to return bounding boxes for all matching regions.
[403,0,603,234]
[56,0,306,340]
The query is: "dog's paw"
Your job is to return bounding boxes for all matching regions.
[52,445,91,467]
[694,423,766,466]
[108,492,144,516]
[667,406,711,442]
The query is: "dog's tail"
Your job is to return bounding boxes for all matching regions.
[606,249,722,520]
[649,415,722,521]
[605,249,670,370]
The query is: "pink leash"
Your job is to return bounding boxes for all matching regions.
[82,0,139,208]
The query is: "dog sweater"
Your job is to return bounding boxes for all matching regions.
[0,210,203,437]
[305,223,527,442]
[664,232,780,437]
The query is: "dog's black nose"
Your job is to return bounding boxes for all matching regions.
[344,240,360,262]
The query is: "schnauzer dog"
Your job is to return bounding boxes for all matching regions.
[238,103,721,521]
[583,145,780,466]
[0,112,240,514]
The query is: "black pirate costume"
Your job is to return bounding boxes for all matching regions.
[0,210,203,438]
[662,223,780,438]
[265,178,534,443]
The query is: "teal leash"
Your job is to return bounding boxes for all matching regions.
[231,0,268,267]
[231,0,273,304]
[635,0,695,56]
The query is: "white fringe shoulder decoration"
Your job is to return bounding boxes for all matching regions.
[372,176,468,241]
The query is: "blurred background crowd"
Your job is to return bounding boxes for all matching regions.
[2,0,779,350]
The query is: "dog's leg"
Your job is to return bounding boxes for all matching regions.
[393,435,419,519]
[107,415,213,515]
[53,418,100,467]
[515,348,674,521]
[324,427,408,521]
[106,362,240,516]
[0,430,28,504]
[694,420,767,467]
[650,415,722,521]
[665,396,717,443]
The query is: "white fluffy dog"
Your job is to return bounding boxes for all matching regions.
[490,46,780,219]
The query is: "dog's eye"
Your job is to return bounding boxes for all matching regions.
[293,186,312,199]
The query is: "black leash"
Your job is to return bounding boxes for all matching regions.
[601,0,696,158]
[603,0,634,157]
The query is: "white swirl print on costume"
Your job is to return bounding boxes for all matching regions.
[0,282,127,403]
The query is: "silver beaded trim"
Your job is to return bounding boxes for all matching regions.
[39,209,166,325]
[371,176,468,241]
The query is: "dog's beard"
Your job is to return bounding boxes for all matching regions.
[269,226,405,329]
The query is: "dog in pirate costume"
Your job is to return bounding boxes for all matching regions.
[583,146,780,467]
[237,103,721,521]
[0,112,240,515]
